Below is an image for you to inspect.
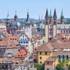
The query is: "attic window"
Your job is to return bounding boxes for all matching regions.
[47,61,49,64]
[40,61,42,64]
[45,52,47,55]
[16,62,18,64]
[49,38,52,40]
[40,57,42,59]
[35,48,37,50]
[40,52,42,55]
[18,49,20,51]
[15,39,16,40]
[61,37,64,40]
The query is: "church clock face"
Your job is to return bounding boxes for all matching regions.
[19,34,29,47]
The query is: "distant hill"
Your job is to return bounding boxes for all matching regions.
[64,18,70,24]
[0,18,70,24]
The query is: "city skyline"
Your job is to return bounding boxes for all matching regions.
[0,0,70,19]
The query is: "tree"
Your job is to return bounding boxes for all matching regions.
[34,63,44,70]
[68,65,70,70]
[56,64,64,70]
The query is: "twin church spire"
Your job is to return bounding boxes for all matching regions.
[53,9,57,20]
[45,9,64,24]
[6,9,64,24]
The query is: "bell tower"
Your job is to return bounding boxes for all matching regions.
[45,9,49,43]
[48,10,53,40]
[53,9,57,38]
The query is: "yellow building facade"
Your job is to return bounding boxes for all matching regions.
[37,51,53,64]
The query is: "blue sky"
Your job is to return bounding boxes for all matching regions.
[0,0,70,19]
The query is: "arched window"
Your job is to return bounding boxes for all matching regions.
[66,55,69,60]
[62,55,65,60]
[58,55,61,61]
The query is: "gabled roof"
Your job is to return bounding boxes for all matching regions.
[19,32,30,41]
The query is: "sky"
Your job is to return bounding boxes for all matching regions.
[0,0,70,19]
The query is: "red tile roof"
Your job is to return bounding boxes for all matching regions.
[36,37,70,52]
[36,43,53,52]
[16,48,27,58]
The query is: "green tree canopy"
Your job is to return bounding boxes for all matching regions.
[56,64,64,70]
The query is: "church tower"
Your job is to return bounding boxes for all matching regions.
[49,10,53,40]
[10,11,18,35]
[45,9,49,43]
[53,9,57,38]
[60,9,64,24]
[6,12,11,34]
